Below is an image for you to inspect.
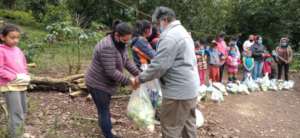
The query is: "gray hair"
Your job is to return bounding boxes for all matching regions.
[152,6,176,23]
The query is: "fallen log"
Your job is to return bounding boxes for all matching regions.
[29,74,85,92]
[69,90,88,98]
[64,74,84,82]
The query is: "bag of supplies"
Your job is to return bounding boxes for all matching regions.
[127,84,155,132]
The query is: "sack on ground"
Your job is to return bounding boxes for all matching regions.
[211,87,224,102]
[226,82,238,94]
[196,109,204,128]
[198,84,207,102]
[127,84,155,132]
[283,80,295,90]
[260,74,271,92]
[213,82,228,96]
[277,80,284,90]
[207,80,214,93]
[243,74,260,92]
[237,81,250,95]
[269,79,278,91]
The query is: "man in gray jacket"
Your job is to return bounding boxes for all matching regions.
[136,6,200,138]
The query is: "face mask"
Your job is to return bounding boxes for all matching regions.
[160,26,164,33]
[229,51,236,57]
[199,49,205,55]
[281,42,288,47]
[258,39,263,44]
[115,40,126,47]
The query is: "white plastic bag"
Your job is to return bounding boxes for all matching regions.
[145,79,162,108]
[283,80,295,90]
[260,74,271,92]
[243,73,260,92]
[206,80,214,93]
[226,82,238,94]
[237,81,250,95]
[211,87,224,102]
[277,80,284,90]
[213,82,228,96]
[127,84,155,132]
[269,79,278,91]
[288,80,295,89]
[196,109,204,128]
[197,84,207,102]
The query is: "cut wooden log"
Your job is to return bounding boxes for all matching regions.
[78,83,87,90]
[29,75,84,92]
[63,74,84,82]
[69,91,87,98]
[29,76,71,92]
[72,78,85,84]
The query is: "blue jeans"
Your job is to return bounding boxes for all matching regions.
[88,87,113,138]
[252,61,264,80]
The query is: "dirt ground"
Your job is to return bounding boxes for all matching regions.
[4,73,300,138]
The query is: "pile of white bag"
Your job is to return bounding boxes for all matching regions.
[197,74,295,103]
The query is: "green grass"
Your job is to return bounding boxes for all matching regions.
[291,57,300,71]
[13,24,104,76]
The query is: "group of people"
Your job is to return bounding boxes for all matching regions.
[194,34,293,86]
[85,6,200,138]
[0,5,295,138]
[86,6,295,138]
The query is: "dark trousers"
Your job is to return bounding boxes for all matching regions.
[88,87,113,138]
[219,64,225,82]
[277,63,289,81]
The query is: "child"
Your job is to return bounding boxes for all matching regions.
[262,50,273,78]
[207,40,224,82]
[242,50,255,80]
[226,46,240,82]
[131,20,156,70]
[195,41,208,85]
[0,24,31,137]
[275,37,293,81]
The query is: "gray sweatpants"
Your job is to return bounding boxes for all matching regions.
[5,92,27,138]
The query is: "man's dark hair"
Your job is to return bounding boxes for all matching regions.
[152,6,176,23]
[111,20,133,36]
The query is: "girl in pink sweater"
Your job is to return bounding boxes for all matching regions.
[0,24,30,137]
[226,46,240,82]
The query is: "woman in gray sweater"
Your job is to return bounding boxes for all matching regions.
[85,20,139,138]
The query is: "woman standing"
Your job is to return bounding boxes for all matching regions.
[251,35,266,80]
[275,37,293,81]
[85,20,139,138]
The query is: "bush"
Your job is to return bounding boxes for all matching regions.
[0,10,37,26]
[42,4,71,25]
